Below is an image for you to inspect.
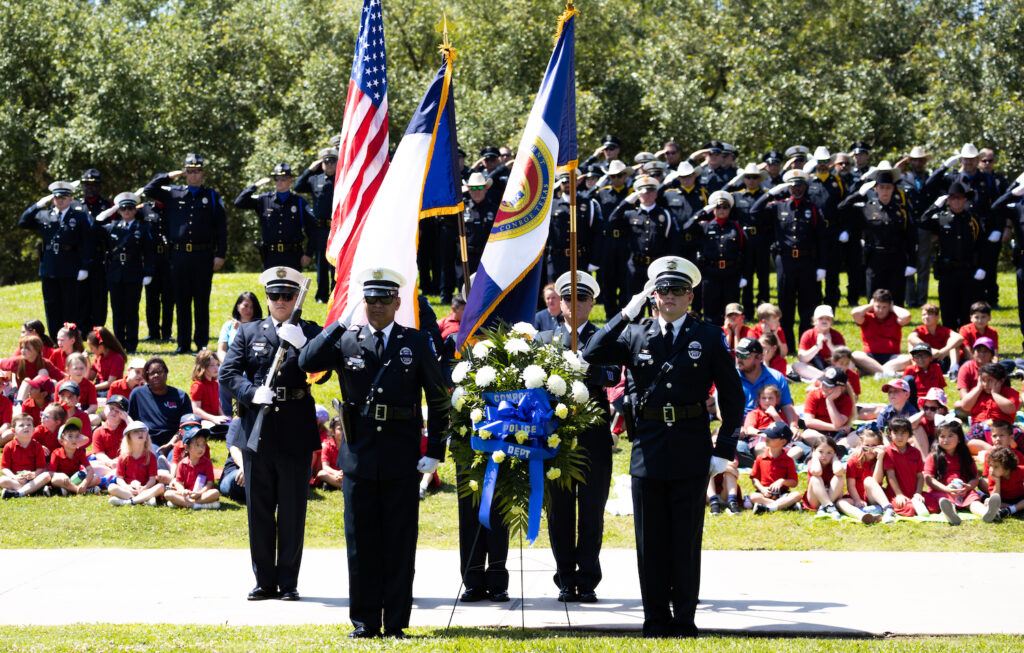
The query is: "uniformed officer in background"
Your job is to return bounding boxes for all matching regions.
[583,256,743,638]
[729,163,769,317]
[294,148,339,303]
[805,147,847,308]
[849,141,872,184]
[137,195,174,341]
[992,174,1024,349]
[595,160,632,316]
[900,146,936,308]
[219,266,322,603]
[18,181,93,338]
[545,171,597,285]
[697,190,748,325]
[458,172,498,289]
[235,163,315,271]
[100,192,155,353]
[615,175,673,297]
[581,134,623,176]
[77,169,113,330]
[143,153,228,354]
[299,268,450,639]
[919,181,983,329]
[537,271,620,603]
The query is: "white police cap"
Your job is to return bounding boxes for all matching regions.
[783,169,810,184]
[48,181,74,197]
[784,145,809,158]
[648,256,701,289]
[114,192,141,208]
[257,266,306,293]
[356,267,405,297]
[554,270,600,299]
[708,190,734,208]
[633,175,659,192]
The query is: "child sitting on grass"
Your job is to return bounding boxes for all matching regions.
[980,420,1024,494]
[90,395,129,471]
[882,417,928,517]
[86,327,127,394]
[316,416,344,491]
[47,417,98,496]
[165,427,220,509]
[801,437,850,521]
[958,301,998,358]
[32,403,66,457]
[741,385,784,462]
[982,446,1024,522]
[911,387,948,455]
[759,332,787,376]
[957,362,1021,454]
[189,350,228,426]
[922,420,983,525]
[108,420,164,507]
[1,412,51,498]
[749,422,802,513]
[871,379,916,432]
[64,353,98,417]
[749,303,788,357]
[843,428,896,523]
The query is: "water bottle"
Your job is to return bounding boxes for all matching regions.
[70,470,86,486]
[193,474,207,493]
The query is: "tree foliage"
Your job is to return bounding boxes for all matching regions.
[1,0,1022,282]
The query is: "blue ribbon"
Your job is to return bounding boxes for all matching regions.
[470,388,560,544]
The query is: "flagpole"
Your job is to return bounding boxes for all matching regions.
[568,171,578,353]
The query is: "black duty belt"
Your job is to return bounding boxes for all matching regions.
[784,247,814,259]
[365,404,417,421]
[709,259,738,269]
[266,243,302,253]
[632,254,652,265]
[272,387,308,401]
[172,242,214,252]
[607,229,622,239]
[641,402,705,423]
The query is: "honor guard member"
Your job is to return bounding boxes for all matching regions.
[689,140,729,193]
[720,143,739,179]
[583,256,743,637]
[474,146,509,206]
[143,153,228,354]
[804,148,847,308]
[838,171,917,307]
[849,141,872,184]
[581,134,623,176]
[696,191,748,325]
[901,147,936,307]
[100,193,155,353]
[219,266,322,603]
[137,197,174,341]
[457,172,498,287]
[751,169,829,350]
[536,271,620,603]
[595,160,632,316]
[783,145,810,172]
[18,181,93,338]
[77,169,113,330]
[235,163,315,271]
[762,150,784,187]
[616,175,673,296]
[992,174,1024,347]
[545,171,597,284]
[298,268,451,639]
[730,163,770,317]
[919,181,983,330]
[294,148,339,303]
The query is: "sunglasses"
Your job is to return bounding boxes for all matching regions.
[364,296,395,305]
[834,161,850,167]
[267,292,297,301]
[665,150,679,155]
[980,159,994,163]
[655,286,690,296]
[921,406,939,412]
[560,294,593,303]
[468,185,486,191]
[736,353,753,360]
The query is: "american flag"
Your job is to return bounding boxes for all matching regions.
[325,0,390,326]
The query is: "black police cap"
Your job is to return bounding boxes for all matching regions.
[601,134,621,148]
[81,168,101,183]
[850,140,871,153]
[947,180,969,196]
[184,153,204,169]
[762,150,783,164]
[480,146,500,158]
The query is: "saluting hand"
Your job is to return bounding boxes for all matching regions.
[254,177,271,187]
[168,170,185,179]
[308,159,323,172]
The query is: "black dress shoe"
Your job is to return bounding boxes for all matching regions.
[173,346,190,355]
[460,587,487,602]
[247,587,279,601]
[279,590,300,601]
[489,590,510,602]
[348,626,379,639]
[578,590,598,603]
[383,629,407,639]
[557,588,578,602]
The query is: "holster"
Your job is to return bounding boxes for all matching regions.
[621,395,637,442]
[341,403,355,445]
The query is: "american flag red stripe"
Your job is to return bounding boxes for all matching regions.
[324,0,390,328]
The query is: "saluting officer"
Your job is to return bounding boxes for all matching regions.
[100,192,155,353]
[219,266,322,603]
[662,161,707,253]
[294,148,339,303]
[805,148,847,308]
[137,197,174,342]
[730,163,770,317]
[992,174,1024,348]
[458,172,498,286]
[919,181,983,330]
[545,172,597,285]
[298,268,450,639]
[838,170,917,307]
[595,160,632,317]
[143,153,228,354]
[583,256,743,637]
[751,169,828,350]
[18,181,93,338]
[235,163,315,271]
[614,175,673,296]
[77,169,113,330]
[849,141,872,185]
[696,190,748,325]
[536,271,620,603]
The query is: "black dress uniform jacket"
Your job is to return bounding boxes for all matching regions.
[234,187,316,268]
[19,203,93,278]
[142,175,227,256]
[102,217,155,283]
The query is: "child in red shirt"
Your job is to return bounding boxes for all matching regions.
[90,395,129,470]
[721,303,750,353]
[912,387,949,455]
[850,289,910,376]
[907,303,962,371]
[86,327,127,393]
[108,420,165,506]
[47,418,98,496]
[801,366,854,448]
[316,417,344,491]
[758,332,787,376]
[750,303,788,357]
[56,380,93,446]
[904,344,946,398]
[1,412,52,498]
[792,305,846,381]
[748,423,802,512]
[980,421,1024,491]
[48,324,85,375]
[922,421,981,524]
[742,384,783,459]
[843,428,897,523]
[165,428,220,509]
[983,447,1024,521]
[957,362,1021,453]
[189,350,228,426]
[108,358,147,399]
[18,375,55,428]
[958,301,998,359]
[882,417,927,517]
[802,437,848,519]
[32,404,67,456]
[169,415,212,482]
[64,353,98,415]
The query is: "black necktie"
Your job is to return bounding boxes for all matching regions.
[664,322,675,350]
[374,331,385,359]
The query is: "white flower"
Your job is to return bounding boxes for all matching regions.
[471,340,494,359]
[546,467,561,480]
[511,322,538,338]
[571,380,589,403]
[478,429,492,440]
[522,364,547,389]
[475,366,497,388]
[561,350,583,372]
[492,451,506,464]
[504,338,530,355]
[554,403,569,419]
[455,397,466,411]
[469,479,479,491]
[470,408,484,423]
[547,435,561,448]
[451,386,468,410]
[546,374,567,397]
[451,361,472,384]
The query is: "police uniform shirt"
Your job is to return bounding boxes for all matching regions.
[235,188,316,257]
[18,202,93,278]
[463,197,497,255]
[624,202,672,263]
[103,217,155,283]
[699,217,745,268]
[920,206,981,267]
[839,190,915,263]
[293,169,335,225]
[142,174,228,257]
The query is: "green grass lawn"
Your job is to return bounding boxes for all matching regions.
[2,272,1023,551]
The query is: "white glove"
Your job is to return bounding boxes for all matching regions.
[838,230,850,243]
[142,276,153,286]
[277,323,307,349]
[622,281,655,320]
[252,386,275,405]
[973,268,986,281]
[709,455,730,477]
[943,155,961,169]
[932,195,948,209]
[610,431,619,448]
[1013,184,1024,198]
[701,204,715,214]
[727,173,743,188]
[96,206,118,222]
[767,183,789,197]
[858,180,876,197]
[815,268,826,281]
[988,230,1002,243]
[35,194,54,209]
[862,166,878,181]
[903,266,917,277]
[587,264,599,272]
[417,456,439,474]
[77,269,89,282]
[1015,171,1024,186]
[738,278,748,288]
[624,192,640,204]
[947,362,960,379]
[802,159,817,174]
